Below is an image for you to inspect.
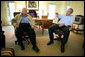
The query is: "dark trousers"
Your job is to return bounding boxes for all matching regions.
[48,24,70,45]
[15,23,36,47]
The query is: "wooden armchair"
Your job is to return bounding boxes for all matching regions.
[13,12,30,45]
[14,12,20,17]
[41,20,53,34]
[54,25,71,40]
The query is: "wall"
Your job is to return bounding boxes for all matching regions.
[70,1,84,17]
[13,1,67,15]
[14,1,26,12]
[38,1,66,15]
[14,1,84,16]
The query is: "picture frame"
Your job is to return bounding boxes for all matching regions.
[26,1,39,10]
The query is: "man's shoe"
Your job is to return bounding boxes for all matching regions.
[61,44,65,53]
[32,46,40,52]
[47,41,54,45]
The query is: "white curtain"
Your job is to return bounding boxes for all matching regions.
[1,1,9,26]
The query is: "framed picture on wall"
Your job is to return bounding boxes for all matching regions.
[26,1,39,10]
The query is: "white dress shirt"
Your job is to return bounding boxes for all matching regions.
[57,15,74,26]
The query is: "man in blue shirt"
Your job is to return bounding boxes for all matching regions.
[13,8,39,52]
[20,15,29,23]
[47,8,74,53]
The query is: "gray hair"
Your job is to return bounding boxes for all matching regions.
[69,8,73,13]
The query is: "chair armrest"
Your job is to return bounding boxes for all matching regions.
[67,25,71,28]
[67,25,71,30]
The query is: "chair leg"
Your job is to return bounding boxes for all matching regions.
[15,41,19,45]
[54,36,59,40]
[42,28,44,35]
[39,25,40,29]
[54,34,61,41]
[82,42,84,48]
[27,40,30,45]
[25,38,30,45]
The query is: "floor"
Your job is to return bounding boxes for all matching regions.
[2,26,84,56]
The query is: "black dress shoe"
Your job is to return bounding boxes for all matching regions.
[61,44,65,53]
[47,41,54,45]
[20,44,25,50]
[32,46,40,52]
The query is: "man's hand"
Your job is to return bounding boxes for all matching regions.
[31,25,37,29]
[59,23,65,27]
[15,25,19,28]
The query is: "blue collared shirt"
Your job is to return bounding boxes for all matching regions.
[20,15,29,23]
[57,15,74,26]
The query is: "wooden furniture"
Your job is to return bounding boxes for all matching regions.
[82,41,84,48]
[72,15,84,33]
[28,10,37,17]
[33,17,53,34]
[42,16,48,18]
[13,12,30,45]
[14,12,20,17]
[1,48,15,56]
[15,32,30,45]
[72,23,84,33]
[54,26,71,40]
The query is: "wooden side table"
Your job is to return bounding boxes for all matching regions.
[33,18,53,35]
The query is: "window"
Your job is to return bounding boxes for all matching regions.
[48,4,55,19]
[7,2,15,25]
[66,2,71,10]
